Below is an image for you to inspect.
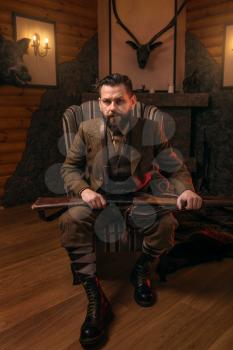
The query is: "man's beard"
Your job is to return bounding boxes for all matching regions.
[106,112,131,134]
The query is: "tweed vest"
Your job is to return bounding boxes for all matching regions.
[101,127,136,195]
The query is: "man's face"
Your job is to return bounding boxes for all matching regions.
[99,84,136,128]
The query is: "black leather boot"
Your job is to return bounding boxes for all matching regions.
[79,276,114,348]
[130,253,156,307]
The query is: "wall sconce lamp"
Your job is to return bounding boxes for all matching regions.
[31,33,50,57]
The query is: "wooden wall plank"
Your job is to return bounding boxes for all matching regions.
[0,96,42,107]
[0,142,26,154]
[0,86,45,96]
[0,2,97,30]
[67,0,97,10]
[200,35,224,48]
[0,118,31,129]
[187,0,233,11]
[0,0,97,199]
[189,25,225,39]
[0,176,10,187]
[20,0,97,20]
[56,33,89,47]
[0,153,22,164]
[187,12,233,30]
[58,55,76,64]
[0,129,27,142]
[58,44,83,58]
[0,107,36,118]
[0,10,12,24]
[56,23,96,38]
[188,1,233,21]
[0,164,17,177]
[207,46,223,58]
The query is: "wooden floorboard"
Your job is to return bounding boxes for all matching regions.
[0,205,232,350]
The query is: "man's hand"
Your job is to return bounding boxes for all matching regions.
[177,190,202,210]
[81,188,107,209]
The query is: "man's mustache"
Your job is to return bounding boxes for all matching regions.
[106,112,131,121]
[107,113,122,119]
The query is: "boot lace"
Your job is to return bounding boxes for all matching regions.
[136,263,149,285]
[84,279,101,321]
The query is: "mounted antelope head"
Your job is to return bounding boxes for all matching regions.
[112,0,187,69]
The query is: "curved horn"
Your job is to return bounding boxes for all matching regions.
[147,0,188,45]
[112,0,140,45]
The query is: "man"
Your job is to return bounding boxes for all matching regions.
[60,73,202,347]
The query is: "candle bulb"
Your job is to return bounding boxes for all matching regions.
[31,33,50,57]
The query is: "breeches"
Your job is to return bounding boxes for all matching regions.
[59,203,179,282]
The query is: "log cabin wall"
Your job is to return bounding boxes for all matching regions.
[0,0,97,199]
[187,0,233,66]
[186,0,233,196]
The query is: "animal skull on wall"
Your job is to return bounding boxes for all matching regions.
[112,0,187,69]
[0,34,31,86]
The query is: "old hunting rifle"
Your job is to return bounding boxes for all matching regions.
[32,194,233,222]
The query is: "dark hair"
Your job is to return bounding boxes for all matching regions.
[97,73,133,96]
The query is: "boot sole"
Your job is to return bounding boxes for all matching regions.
[79,309,114,348]
[134,293,155,307]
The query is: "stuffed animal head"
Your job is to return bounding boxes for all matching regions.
[0,34,31,86]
